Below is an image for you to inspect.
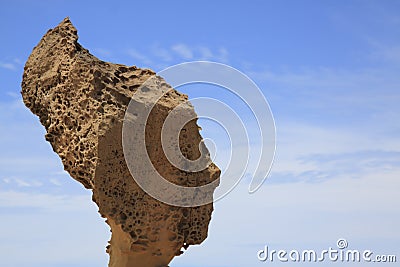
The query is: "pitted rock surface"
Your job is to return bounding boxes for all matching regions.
[21,17,220,267]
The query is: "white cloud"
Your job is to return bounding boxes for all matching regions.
[250,67,379,90]
[368,39,400,64]
[171,43,194,60]
[197,46,228,62]
[279,121,400,155]
[127,44,229,66]
[269,119,400,184]
[13,58,22,65]
[198,46,213,60]
[170,44,229,62]
[0,61,16,70]
[14,178,33,187]
[1,177,43,188]
[151,44,173,62]
[0,58,22,71]
[127,49,152,65]
[216,47,229,63]
[6,91,20,98]
[50,170,69,176]
[49,178,62,186]
[92,47,112,58]
[0,191,109,266]
[248,66,400,123]
[172,168,400,267]
[0,191,90,211]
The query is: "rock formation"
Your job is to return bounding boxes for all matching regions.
[21,18,220,267]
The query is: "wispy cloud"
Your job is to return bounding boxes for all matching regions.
[0,61,16,70]
[14,178,34,187]
[171,43,194,60]
[198,46,213,59]
[170,44,229,62]
[151,44,173,62]
[0,190,89,210]
[127,49,153,65]
[248,66,400,115]
[368,39,400,64]
[127,44,229,68]
[1,177,43,188]
[216,47,229,63]
[0,190,109,266]
[0,58,22,71]
[173,169,400,267]
[92,48,112,58]
[269,119,400,184]
[232,63,400,186]
[49,178,62,186]
[197,46,229,62]
[6,91,20,98]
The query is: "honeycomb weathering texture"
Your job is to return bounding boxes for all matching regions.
[21,18,220,267]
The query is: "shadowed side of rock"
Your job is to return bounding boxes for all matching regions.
[21,17,220,267]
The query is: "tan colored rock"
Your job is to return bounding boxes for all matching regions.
[21,17,220,267]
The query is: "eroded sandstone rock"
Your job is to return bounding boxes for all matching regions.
[21,17,220,267]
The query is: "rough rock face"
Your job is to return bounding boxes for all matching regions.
[21,18,220,267]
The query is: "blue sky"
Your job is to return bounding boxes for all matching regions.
[1,1,400,266]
